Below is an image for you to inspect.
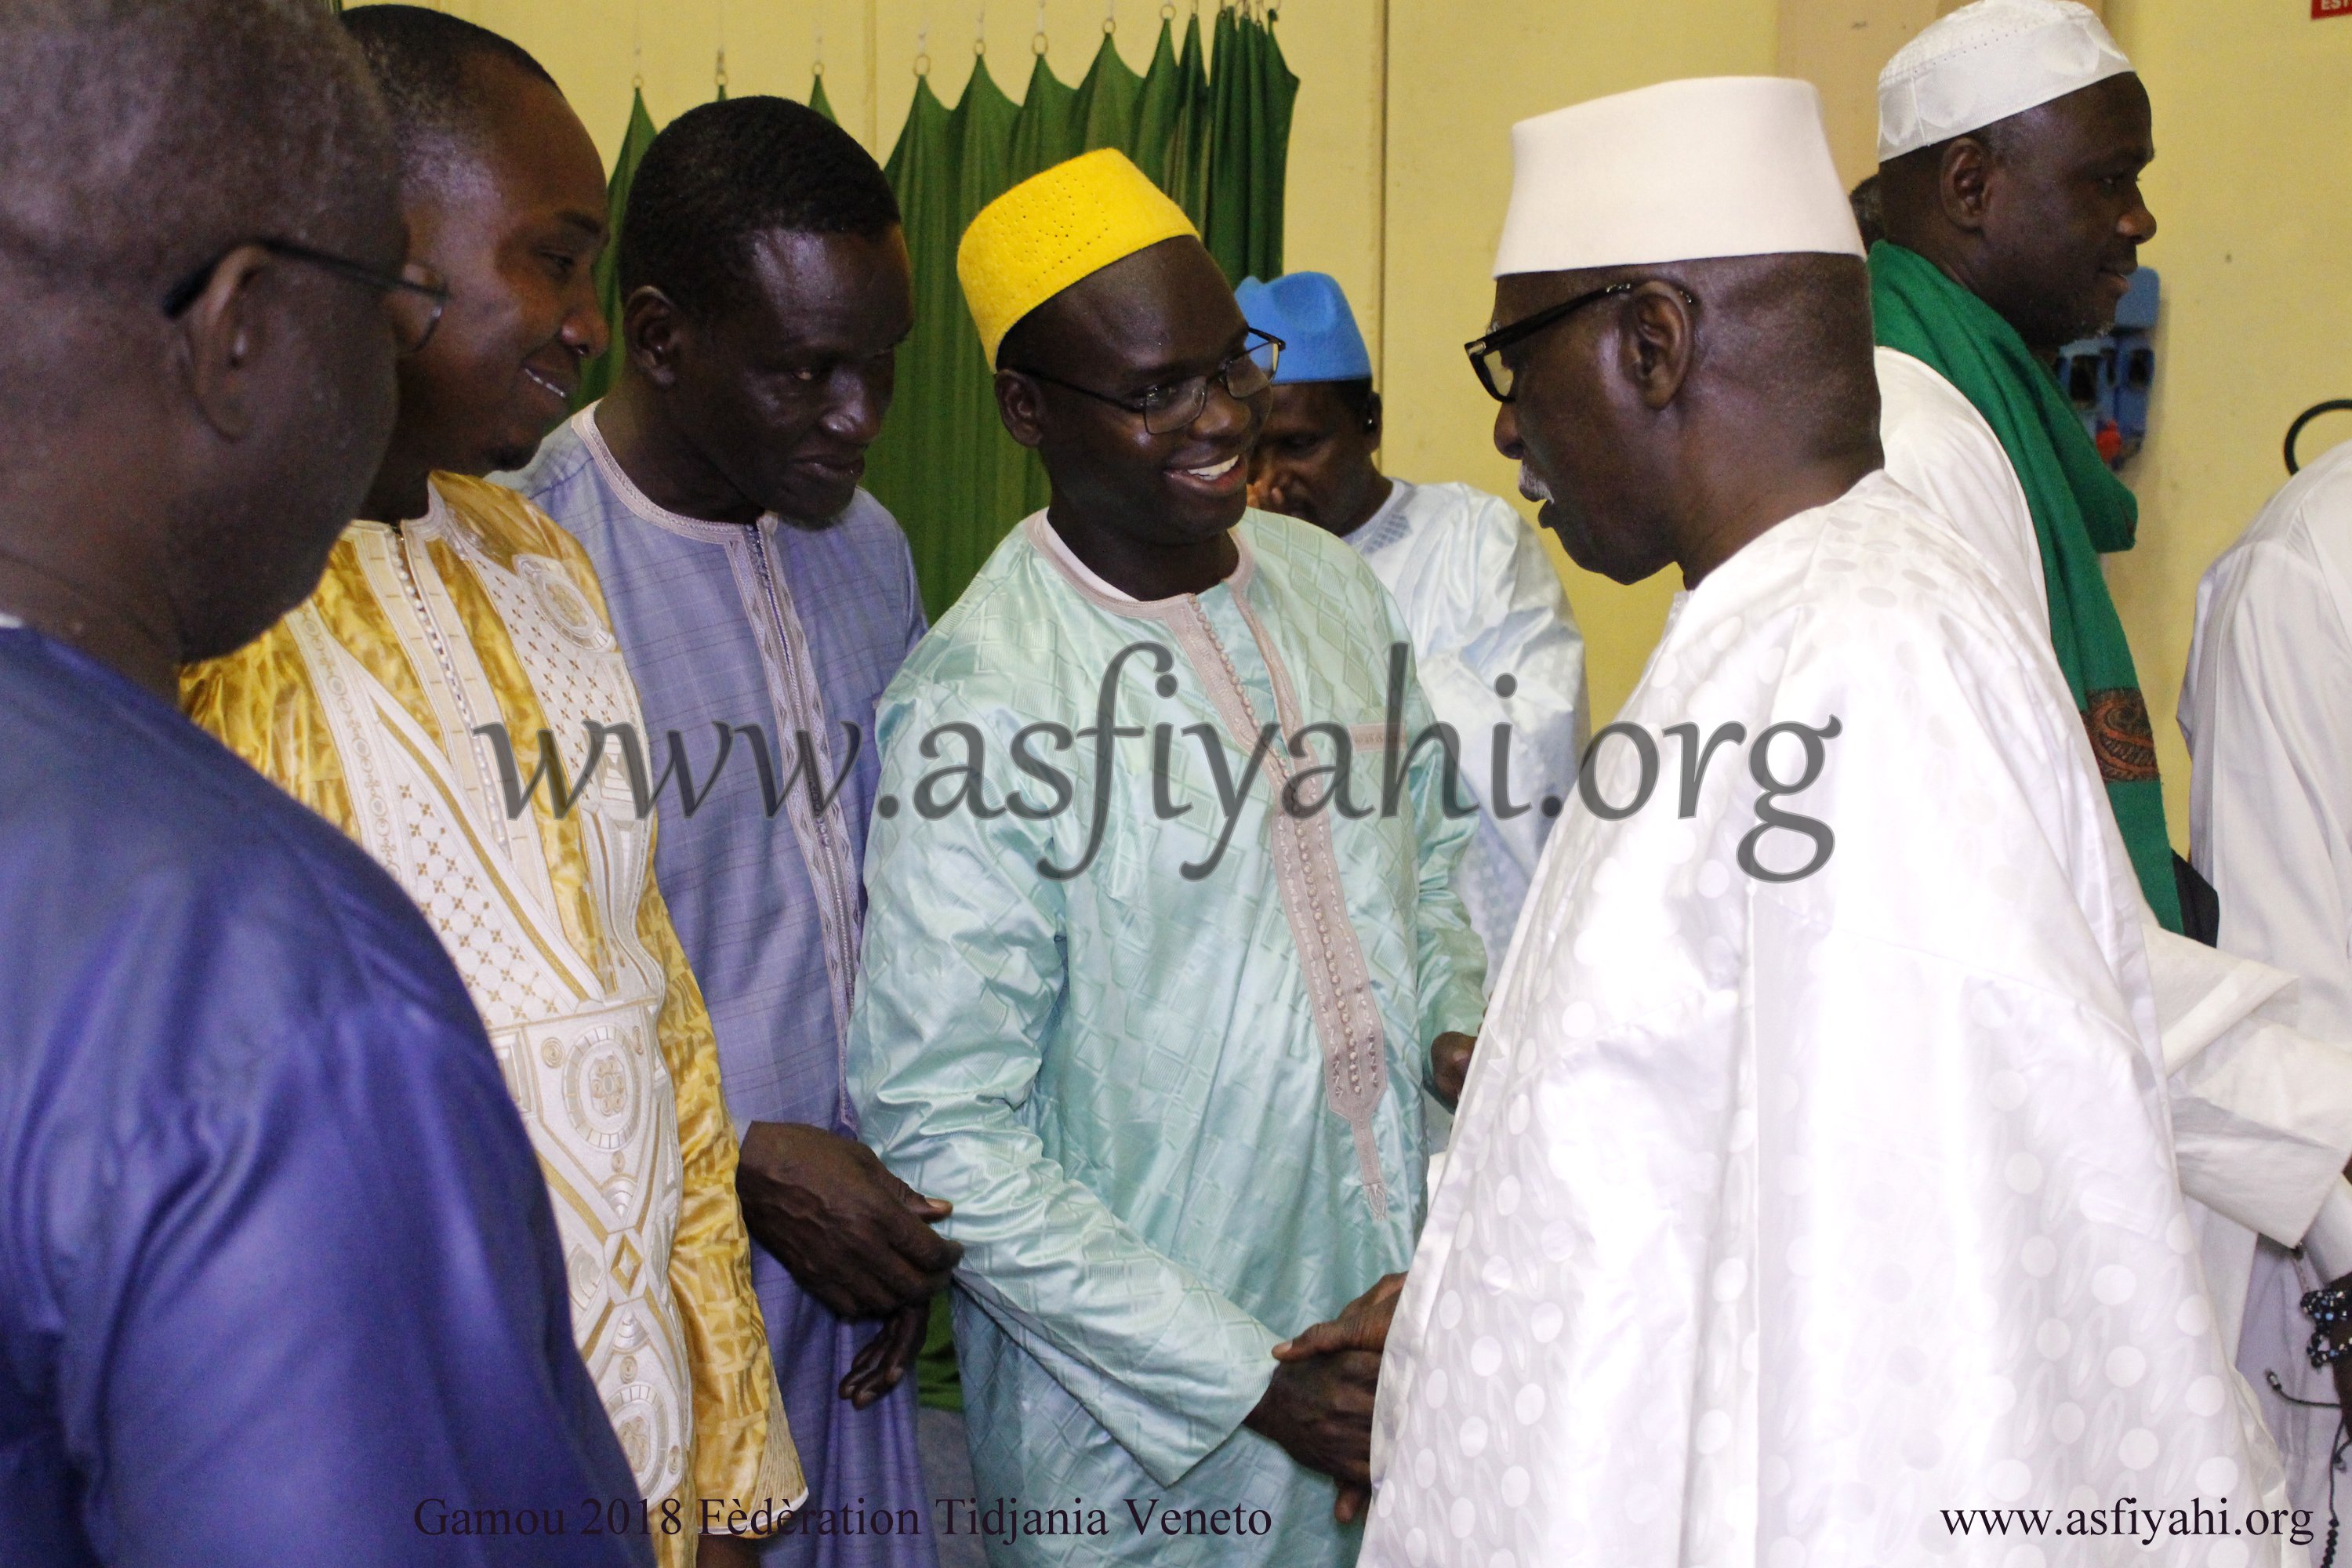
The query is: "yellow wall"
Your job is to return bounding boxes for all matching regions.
[1372,0,1780,723]
[360,1,2352,839]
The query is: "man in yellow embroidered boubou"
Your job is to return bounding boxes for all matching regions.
[180,10,799,1566]
[844,148,1485,1568]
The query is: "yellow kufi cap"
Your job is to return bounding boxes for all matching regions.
[957,147,1198,366]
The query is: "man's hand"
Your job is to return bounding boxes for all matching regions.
[1244,1352,1381,1496]
[1429,1033,1476,1110]
[1270,1272,1406,1524]
[1275,1272,1405,1363]
[840,1298,931,1410]
[736,1121,961,1319]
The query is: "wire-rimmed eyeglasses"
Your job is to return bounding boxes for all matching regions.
[162,238,451,358]
[1011,329,1285,435]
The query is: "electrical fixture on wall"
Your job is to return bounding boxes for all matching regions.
[2055,267,2157,470]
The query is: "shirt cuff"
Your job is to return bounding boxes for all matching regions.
[2304,1181,2352,1284]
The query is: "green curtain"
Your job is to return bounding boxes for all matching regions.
[572,88,659,411]
[1200,5,1297,285]
[865,6,1300,621]
[808,71,837,123]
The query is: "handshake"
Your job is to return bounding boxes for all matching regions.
[1236,1027,1475,1525]
[1244,1271,1409,1527]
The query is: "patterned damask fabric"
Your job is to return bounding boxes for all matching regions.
[1364,474,2292,1567]
[510,412,939,1566]
[849,509,1486,1566]
[183,476,801,1563]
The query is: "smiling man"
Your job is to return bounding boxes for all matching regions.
[181,12,800,1566]
[507,96,948,1568]
[845,149,1486,1566]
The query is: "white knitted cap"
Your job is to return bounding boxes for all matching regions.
[1877,0,2132,162]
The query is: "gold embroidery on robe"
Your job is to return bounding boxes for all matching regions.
[185,474,803,1563]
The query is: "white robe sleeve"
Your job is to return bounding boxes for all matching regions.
[2184,477,2352,1044]
[1875,346,2051,637]
[2151,920,2352,1251]
[2180,451,2352,1510]
[2175,463,2352,1262]
[1875,348,2352,1296]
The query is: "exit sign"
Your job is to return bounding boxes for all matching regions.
[2320,0,2352,18]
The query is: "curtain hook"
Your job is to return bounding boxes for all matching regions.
[1105,0,1117,34]
[1033,0,1049,54]
[975,6,988,55]
[915,24,931,77]
[813,27,824,77]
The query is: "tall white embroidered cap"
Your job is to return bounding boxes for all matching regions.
[1493,76,1864,279]
[1877,0,2132,162]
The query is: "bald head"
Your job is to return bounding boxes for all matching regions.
[340,5,558,193]
[0,0,405,688]
[1494,250,1881,587]
[0,0,395,391]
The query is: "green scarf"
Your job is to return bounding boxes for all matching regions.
[1869,241,2182,932]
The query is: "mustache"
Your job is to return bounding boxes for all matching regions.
[1518,463,1555,504]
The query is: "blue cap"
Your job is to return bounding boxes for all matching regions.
[1235,271,1373,385]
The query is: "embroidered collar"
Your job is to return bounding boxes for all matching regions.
[573,405,782,545]
[1341,477,1413,555]
[1022,511,1256,618]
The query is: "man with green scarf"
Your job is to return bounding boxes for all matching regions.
[1871,0,2178,927]
[1869,0,2352,1518]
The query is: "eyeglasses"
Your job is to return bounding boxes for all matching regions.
[1011,329,1284,435]
[162,238,452,358]
[1464,281,1697,402]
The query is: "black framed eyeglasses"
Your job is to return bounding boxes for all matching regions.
[1011,329,1284,435]
[1465,281,1697,402]
[162,238,451,358]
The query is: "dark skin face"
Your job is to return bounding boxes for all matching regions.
[363,60,608,521]
[598,225,946,1407]
[1246,381,1392,538]
[598,227,915,526]
[1879,73,2157,359]
[993,236,1265,599]
[0,209,404,698]
[1490,264,1880,590]
[1490,272,1690,586]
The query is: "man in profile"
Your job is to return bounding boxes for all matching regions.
[183,10,799,1563]
[1362,76,2288,1565]
[0,2,645,1563]
[1870,0,2352,1507]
